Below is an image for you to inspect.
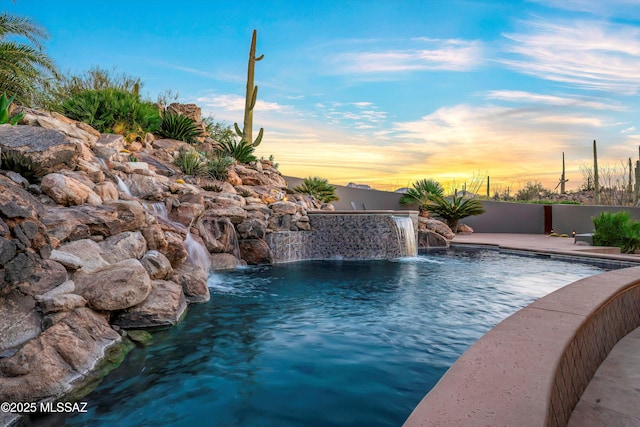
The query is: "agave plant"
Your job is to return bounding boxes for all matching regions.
[158,111,201,144]
[399,179,444,216]
[294,177,339,203]
[426,191,485,233]
[0,93,24,125]
[205,155,235,180]
[217,139,257,164]
[174,149,205,176]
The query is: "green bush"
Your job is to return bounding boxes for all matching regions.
[218,139,256,164]
[426,193,485,233]
[58,88,161,138]
[0,93,24,125]
[205,155,235,180]
[592,211,640,254]
[158,112,201,144]
[174,149,205,176]
[399,178,444,215]
[294,177,339,203]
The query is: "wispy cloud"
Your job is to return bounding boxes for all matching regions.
[332,38,483,74]
[530,0,640,15]
[484,90,626,111]
[502,18,640,94]
[197,93,291,113]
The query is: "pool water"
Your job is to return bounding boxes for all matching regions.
[51,250,608,426]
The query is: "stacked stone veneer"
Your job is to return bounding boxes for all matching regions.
[265,211,418,263]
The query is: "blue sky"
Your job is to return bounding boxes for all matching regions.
[6,0,640,192]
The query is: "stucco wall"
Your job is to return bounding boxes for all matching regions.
[552,205,640,235]
[284,176,640,234]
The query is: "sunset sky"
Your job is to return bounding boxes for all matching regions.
[7,0,640,192]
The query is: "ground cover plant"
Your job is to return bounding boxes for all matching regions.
[592,211,640,254]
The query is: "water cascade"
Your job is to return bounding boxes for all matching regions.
[145,202,211,272]
[392,216,418,257]
[115,176,132,197]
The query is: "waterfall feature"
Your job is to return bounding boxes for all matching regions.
[184,232,212,273]
[145,202,211,273]
[392,216,417,257]
[116,176,132,197]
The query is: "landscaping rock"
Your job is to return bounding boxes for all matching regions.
[41,172,102,206]
[0,290,41,352]
[140,250,173,280]
[196,215,240,254]
[237,218,267,239]
[168,262,209,303]
[42,200,146,245]
[111,280,187,328]
[98,231,147,264]
[55,238,108,272]
[0,307,120,402]
[0,126,80,177]
[210,253,242,270]
[39,293,87,314]
[74,259,152,311]
[238,238,274,265]
[418,229,450,249]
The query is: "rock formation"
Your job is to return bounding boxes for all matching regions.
[0,107,331,420]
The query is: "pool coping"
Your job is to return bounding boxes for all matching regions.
[405,234,640,427]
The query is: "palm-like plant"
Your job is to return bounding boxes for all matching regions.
[217,139,257,164]
[399,179,444,216]
[294,177,339,203]
[0,12,58,106]
[426,192,485,233]
[158,112,201,144]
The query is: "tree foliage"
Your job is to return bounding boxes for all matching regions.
[294,177,339,203]
[0,12,58,106]
[426,193,485,233]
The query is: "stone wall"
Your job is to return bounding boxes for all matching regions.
[265,211,418,263]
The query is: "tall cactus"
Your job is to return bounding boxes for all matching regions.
[560,152,567,194]
[234,29,264,147]
[593,140,600,205]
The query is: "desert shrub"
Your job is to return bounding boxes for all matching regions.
[174,149,205,176]
[59,88,161,138]
[158,112,201,144]
[426,193,485,233]
[592,211,640,254]
[294,177,339,203]
[217,139,256,164]
[205,155,235,180]
[515,181,552,201]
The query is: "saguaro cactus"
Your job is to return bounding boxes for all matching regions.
[560,152,567,194]
[234,29,264,147]
[593,140,600,205]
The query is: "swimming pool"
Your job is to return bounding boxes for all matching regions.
[49,249,609,426]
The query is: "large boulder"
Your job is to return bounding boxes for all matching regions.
[41,200,146,246]
[140,250,173,280]
[418,230,450,249]
[52,239,109,272]
[0,175,51,257]
[168,262,209,303]
[210,253,241,270]
[196,215,240,254]
[166,103,201,122]
[0,125,80,177]
[0,308,120,402]
[238,238,273,265]
[41,173,102,206]
[73,259,152,311]
[236,218,267,239]
[420,218,455,240]
[111,280,187,328]
[163,231,189,267]
[0,290,41,353]
[20,111,99,148]
[122,173,169,200]
[98,231,147,264]
[16,258,68,297]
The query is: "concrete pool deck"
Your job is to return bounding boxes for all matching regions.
[405,233,640,426]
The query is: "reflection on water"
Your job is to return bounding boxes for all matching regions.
[50,250,608,427]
